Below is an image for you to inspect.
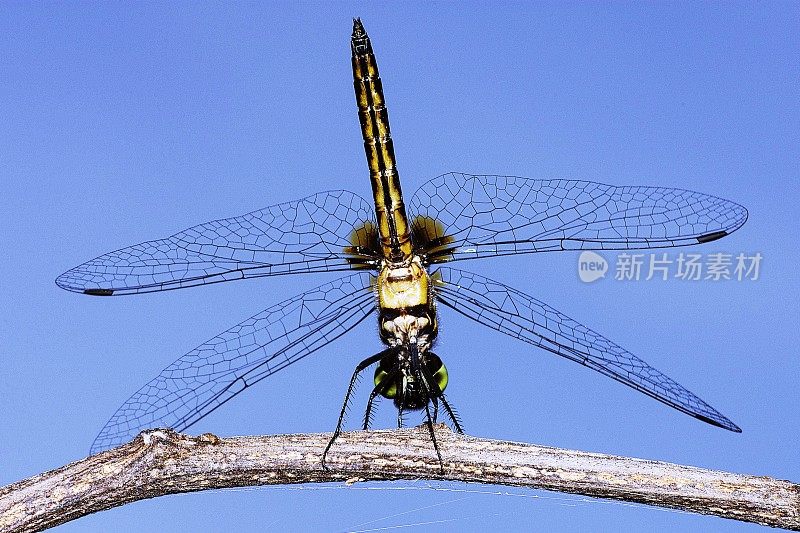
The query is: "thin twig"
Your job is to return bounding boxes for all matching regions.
[0,426,797,532]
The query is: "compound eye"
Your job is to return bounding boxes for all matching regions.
[425,354,448,394]
[373,365,398,399]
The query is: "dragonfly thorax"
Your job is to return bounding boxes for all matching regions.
[377,255,438,350]
[377,256,429,307]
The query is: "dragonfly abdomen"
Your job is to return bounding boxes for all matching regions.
[351,18,412,262]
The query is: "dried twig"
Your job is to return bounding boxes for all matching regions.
[1,426,797,532]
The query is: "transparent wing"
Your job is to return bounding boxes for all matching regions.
[410,173,748,263]
[434,267,740,432]
[57,190,378,295]
[91,272,376,453]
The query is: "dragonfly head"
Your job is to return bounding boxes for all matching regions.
[373,349,448,410]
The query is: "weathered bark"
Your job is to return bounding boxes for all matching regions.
[0,426,797,532]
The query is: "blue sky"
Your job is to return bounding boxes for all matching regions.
[2,2,798,531]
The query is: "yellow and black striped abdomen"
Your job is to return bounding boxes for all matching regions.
[351,19,412,262]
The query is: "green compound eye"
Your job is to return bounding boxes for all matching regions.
[427,355,448,393]
[374,366,398,398]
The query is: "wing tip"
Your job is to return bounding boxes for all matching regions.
[89,437,112,456]
[696,413,742,433]
[726,419,743,433]
[698,200,749,244]
[55,270,112,295]
[55,274,77,292]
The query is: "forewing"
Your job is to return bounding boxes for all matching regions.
[57,190,377,295]
[410,173,747,262]
[90,272,376,453]
[434,267,740,432]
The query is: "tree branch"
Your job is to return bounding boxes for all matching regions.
[1,426,797,532]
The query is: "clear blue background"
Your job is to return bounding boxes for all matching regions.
[2,2,797,531]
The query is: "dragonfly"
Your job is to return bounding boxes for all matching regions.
[57,19,747,465]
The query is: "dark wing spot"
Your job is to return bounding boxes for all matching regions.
[697,230,728,244]
[83,288,114,296]
[695,412,742,432]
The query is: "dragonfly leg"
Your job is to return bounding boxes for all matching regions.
[416,351,463,434]
[414,352,462,433]
[323,348,391,471]
[419,389,444,472]
[409,342,445,472]
[439,394,464,434]
[363,369,397,430]
[431,394,440,423]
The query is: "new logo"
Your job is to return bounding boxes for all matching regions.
[578,251,608,283]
